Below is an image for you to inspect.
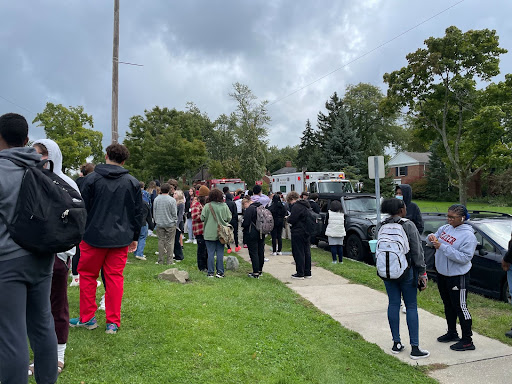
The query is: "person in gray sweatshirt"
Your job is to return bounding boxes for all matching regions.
[428,204,478,351]
[153,183,178,265]
[0,113,58,384]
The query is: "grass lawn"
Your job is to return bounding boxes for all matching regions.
[52,237,436,384]
[415,200,512,215]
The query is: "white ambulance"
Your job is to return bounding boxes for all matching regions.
[270,171,354,195]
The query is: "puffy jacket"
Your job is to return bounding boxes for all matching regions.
[325,211,346,238]
[79,163,143,248]
[287,199,311,236]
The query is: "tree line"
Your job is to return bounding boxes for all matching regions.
[32,26,512,206]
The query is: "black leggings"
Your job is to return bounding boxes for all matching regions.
[271,222,284,253]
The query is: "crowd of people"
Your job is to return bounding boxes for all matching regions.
[1,112,512,383]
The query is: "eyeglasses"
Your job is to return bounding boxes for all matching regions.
[447,215,461,220]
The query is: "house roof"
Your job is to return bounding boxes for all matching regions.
[387,151,431,167]
[272,166,297,175]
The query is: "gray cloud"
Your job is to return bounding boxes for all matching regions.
[1,0,511,150]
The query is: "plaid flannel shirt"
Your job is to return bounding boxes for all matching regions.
[191,200,204,236]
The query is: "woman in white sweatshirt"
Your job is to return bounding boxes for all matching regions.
[324,200,346,264]
[428,204,478,352]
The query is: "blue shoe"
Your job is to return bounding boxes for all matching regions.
[69,316,98,330]
[105,323,119,334]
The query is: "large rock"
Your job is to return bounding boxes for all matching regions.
[158,268,189,284]
[225,256,239,271]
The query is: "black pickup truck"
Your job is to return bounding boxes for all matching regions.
[316,193,383,263]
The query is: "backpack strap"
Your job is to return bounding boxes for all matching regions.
[208,204,219,224]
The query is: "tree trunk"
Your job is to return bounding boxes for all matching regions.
[458,174,469,206]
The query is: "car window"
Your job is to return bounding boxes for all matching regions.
[474,232,495,253]
[343,197,377,213]
[472,220,512,250]
[423,218,447,236]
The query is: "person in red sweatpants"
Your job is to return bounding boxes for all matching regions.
[70,143,142,334]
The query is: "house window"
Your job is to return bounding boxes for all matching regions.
[396,166,408,177]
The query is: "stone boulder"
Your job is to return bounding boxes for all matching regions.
[158,268,189,284]
[225,256,239,271]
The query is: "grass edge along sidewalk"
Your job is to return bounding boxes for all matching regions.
[55,237,436,384]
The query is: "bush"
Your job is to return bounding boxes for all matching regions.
[409,178,428,199]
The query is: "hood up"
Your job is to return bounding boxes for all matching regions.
[397,184,412,205]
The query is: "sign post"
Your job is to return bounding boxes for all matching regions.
[368,156,385,225]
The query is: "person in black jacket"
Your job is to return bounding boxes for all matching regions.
[225,193,240,253]
[287,191,312,279]
[396,184,424,234]
[242,196,265,278]
[268,194,286,255]
[501,233,512,338]
[70,143,143,335]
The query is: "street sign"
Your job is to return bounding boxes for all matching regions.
[368,156,385,179]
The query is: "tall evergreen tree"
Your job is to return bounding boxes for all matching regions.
[317,92,345,149]
[296,119,322,170]
[323,109,362,177]
[425,140,455,200]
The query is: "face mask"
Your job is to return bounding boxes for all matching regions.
[395,195,403,200]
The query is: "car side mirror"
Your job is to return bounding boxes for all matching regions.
[476,243,487,256]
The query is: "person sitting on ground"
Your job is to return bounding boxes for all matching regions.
[428,204,477,351]
[378,198,429,360]
[242,195,266,278]
[324,200,346,264]
[267,194,286,255]
[287,191,312,280]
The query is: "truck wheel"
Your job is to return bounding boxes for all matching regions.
[346,234,365,262]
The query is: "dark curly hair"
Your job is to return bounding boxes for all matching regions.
[209,188,224,203]
[106,143,130,164]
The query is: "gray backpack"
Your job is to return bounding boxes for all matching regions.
[255,205,274,236]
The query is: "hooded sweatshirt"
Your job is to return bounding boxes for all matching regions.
[33,139,80,262]
[287,199,311,236]
[432,223,477,276]
[251,193,270,207]
[0,147,42,261]
[397,184,424,234]
[79,163,143,248]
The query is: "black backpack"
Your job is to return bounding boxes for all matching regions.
[0,158,87,255]
[305,208,323,237]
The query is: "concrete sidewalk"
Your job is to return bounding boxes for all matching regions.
[236,245,512,383]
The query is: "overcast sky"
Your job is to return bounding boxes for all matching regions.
[1,0,511,149]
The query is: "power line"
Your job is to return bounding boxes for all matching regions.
[268,0,465,107]
[0,95,35,114]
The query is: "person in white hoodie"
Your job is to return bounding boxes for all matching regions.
[428,204,478,352]
[324,200,346,264]
[33,139,80,375]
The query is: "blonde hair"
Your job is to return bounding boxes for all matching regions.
[174,189,185,204]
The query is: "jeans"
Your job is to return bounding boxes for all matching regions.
[330,245,343,262]
[507,270,512,303]
[0,254,57,384]
[134,225,148,256]
[186,218,194,240]
[205,240,225,275]
[383,268,420,346]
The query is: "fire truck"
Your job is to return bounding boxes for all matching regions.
[270,171,354,195]
[206,178,246,193]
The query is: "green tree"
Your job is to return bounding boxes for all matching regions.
[124,106,209,182]
[317,92,344,150]
[266,145,299,174]
[323,110,362,178]
[425,140,456,200]
[33,103,103,172]
[342,83,405,157]
[384,26,510,205]
[296,119,323,171]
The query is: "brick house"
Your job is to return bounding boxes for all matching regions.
[387,152,430,185]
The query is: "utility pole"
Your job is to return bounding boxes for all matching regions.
[111,0,120,144]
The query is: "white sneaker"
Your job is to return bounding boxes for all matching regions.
[98,295,105,311]
[271,252,277,256]
[185,239,193,244]
[70,275,80,287]
[264,258,270,262]
[311,244,318,249]
[192,239,197,244]
[332,260,338,264]
[277,252,282,255]
[96,280,102,287]
[401,304,407,314]
[155,251,159,255]
[135,255,147,261]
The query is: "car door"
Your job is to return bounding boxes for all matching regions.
[471,231,503,294]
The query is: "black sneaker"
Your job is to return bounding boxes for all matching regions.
[291,273,305,280]
[207,273,214,278]
[450,340,475,351]
[437,332,460,343]
[304,274,312,279]
[215,273,224,279]
[505,329,512,338]
[410,346,430,360]
[248,273,260,279]
[391,341,404,354]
